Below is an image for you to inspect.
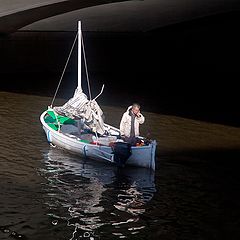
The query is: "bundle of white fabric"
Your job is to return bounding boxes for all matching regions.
[53,88,105,135]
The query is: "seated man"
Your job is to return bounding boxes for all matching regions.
[119,103,145,145]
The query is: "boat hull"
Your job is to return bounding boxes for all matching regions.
[40,111,156,170]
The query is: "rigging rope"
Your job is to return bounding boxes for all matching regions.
[81,33,92,100]
[50,31,78,108]
[50,29,93,107]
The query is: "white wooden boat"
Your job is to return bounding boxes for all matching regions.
[40,21,157,170]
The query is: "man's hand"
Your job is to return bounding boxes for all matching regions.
[136,111,141,117]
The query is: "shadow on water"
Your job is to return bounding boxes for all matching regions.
[39,147,156,239]
[159,148,240,163]
[149,147,240,240]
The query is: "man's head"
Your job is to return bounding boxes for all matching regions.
[131,103,140,115]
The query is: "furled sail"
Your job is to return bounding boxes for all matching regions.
[52,21,105,135]
[53,88,105,135]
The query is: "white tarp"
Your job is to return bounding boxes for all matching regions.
[53,88,105,135]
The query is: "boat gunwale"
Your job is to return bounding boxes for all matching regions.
[40,110,154,150]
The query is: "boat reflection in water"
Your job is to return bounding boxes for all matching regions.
[41,147,156,239]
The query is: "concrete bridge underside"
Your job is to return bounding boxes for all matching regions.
[0,0,240,34]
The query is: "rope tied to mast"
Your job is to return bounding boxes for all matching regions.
[50,31,78,108]
[49,23,105,135]
[81,33,92,101]
[50,29,93,107]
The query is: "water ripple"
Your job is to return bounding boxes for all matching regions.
[39,147,156,239]
[1,92,240,240]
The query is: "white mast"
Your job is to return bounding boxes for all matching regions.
[78,21,82,91]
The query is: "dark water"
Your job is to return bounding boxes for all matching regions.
[1,91,240,240]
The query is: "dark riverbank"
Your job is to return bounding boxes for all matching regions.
[1,70,239,128]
